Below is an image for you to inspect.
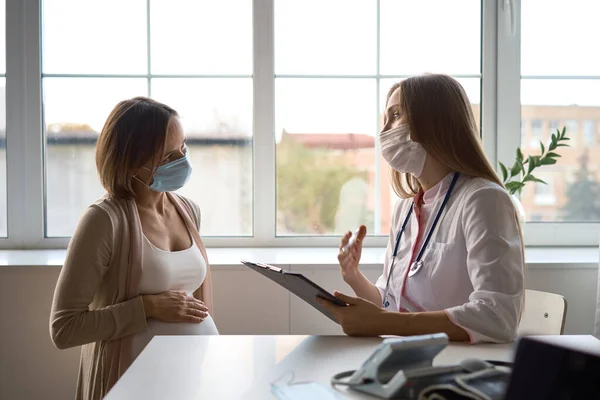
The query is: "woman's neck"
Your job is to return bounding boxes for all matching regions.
[133,182,168,213]
[417,155,453,192]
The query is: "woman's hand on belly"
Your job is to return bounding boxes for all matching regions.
[142,291,209,323]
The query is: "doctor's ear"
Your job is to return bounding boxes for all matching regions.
[409,128,420,143]
[404,121,421,143]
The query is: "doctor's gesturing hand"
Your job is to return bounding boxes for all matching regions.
[338,225,384,307]
[338,225,366,281]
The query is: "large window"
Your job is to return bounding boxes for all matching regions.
[42,0,253,237]
[520,0,600,224]
[1,0,599,248]
[274,0,481,236]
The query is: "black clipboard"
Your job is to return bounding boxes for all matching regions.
[241,260,348,323]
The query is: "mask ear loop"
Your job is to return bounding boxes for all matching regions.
[132,174,150,190]
[271,370,295,387]
[132,164,155,191]
[271,370,313,388]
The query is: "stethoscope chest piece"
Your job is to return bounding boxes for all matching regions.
[408,260,424,277]
[383,292,395,308]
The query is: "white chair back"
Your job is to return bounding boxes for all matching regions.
[518,289,567,336]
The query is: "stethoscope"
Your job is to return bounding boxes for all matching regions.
[382,172,460,308]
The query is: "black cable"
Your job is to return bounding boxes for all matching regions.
[487,360,513,368]
[331,370,375,387]
[330,361,512,388]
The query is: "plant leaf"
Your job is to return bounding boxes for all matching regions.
[510,161,522,178]
[551,133,556,143]
[516,147,524,163]
[540,158,557,166]
[505,181,525,195]
[545,152,561,158]
[523,175,547,184]
[527,155,535,174]
[556,143,570,147]
[540,141,545,156]
[561,126,566,138]
[499,162,508,182]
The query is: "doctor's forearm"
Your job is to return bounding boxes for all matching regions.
[378,311,470,341]
[345,272,382,306]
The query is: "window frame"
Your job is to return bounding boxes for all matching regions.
[497,0,600,246]
[1,0,598,249]
[0,0,6,239]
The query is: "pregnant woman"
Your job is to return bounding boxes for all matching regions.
[50,97,219,400]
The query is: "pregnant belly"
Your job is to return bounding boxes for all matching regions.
[146,315,219,335]
[131,315,219,361]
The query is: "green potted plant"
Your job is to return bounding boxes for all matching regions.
[498,127,571,222]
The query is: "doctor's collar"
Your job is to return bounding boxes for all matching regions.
[421,172,457,205]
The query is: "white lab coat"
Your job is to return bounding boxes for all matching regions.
[375,173,524,343]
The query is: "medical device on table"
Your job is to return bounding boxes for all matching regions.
[331,333,512,400]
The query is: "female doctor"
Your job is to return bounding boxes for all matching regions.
[317,74,525,343]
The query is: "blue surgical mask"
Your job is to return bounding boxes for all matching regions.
[144,148,193,192]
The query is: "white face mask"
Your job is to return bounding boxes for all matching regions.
[379,124,427,177]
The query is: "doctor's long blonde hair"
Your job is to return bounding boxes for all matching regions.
[386,74,526,317]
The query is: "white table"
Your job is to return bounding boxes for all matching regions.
[105,335,600,400]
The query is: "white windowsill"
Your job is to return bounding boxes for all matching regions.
[0,247,598,269]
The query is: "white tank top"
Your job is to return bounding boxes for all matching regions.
[131,233,219,361]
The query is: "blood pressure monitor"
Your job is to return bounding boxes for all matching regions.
[332,333,452,399]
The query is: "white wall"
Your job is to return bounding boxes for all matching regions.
[0,267,81,400]
[0,263,598,399]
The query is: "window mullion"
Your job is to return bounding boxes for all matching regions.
[373,0,382,236]
[146,0,151,96]
[496,0,521,178]
[481,0,498,166]
[253,0,275,244]
[4,0,44,248]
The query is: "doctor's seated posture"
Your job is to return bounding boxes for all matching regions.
[49,97,219,400]
[318,74,525,343]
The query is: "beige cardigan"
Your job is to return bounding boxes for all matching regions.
[49,193,213,400]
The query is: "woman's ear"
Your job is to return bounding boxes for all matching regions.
[406,120,423,143]
[408,126,419,142]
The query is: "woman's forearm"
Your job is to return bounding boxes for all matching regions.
[345,271,382,306]
[51,296,148,349]
[377,310,470,341]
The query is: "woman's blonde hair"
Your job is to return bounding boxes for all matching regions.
[385,74,526,316]
[387,74,503,197]
[96,96,178,199]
